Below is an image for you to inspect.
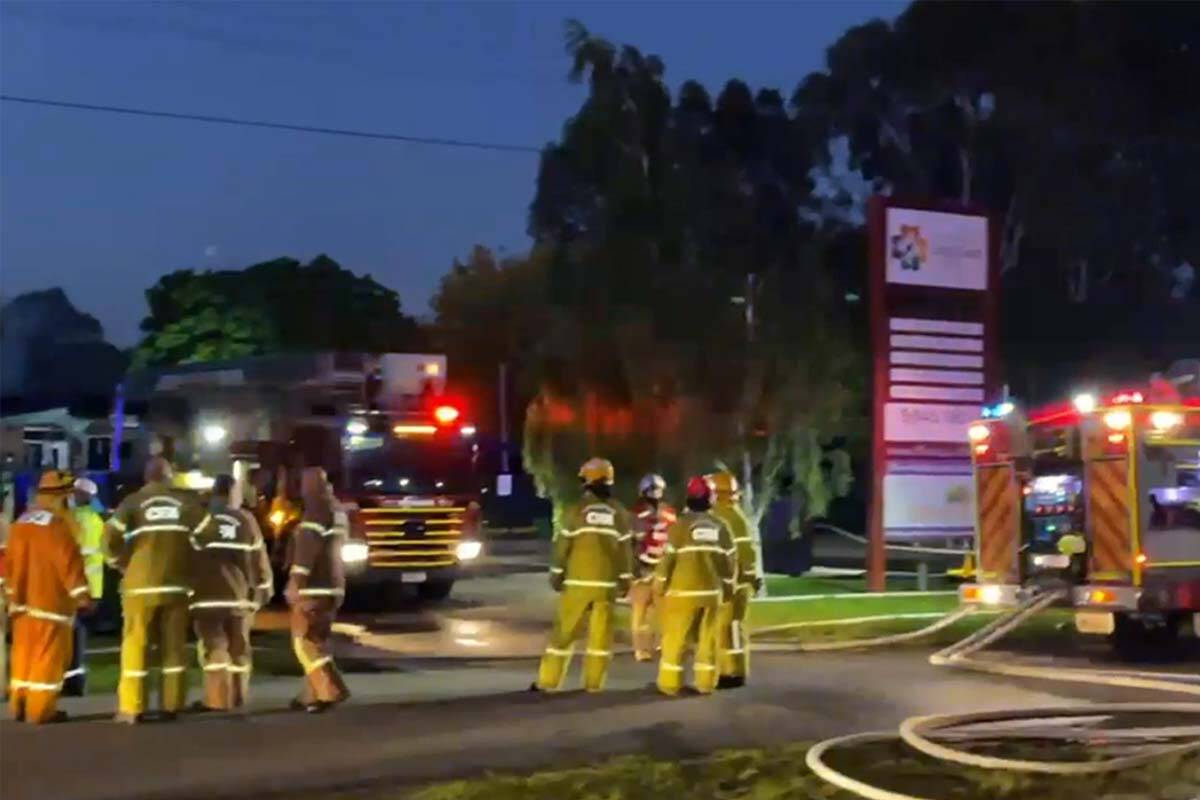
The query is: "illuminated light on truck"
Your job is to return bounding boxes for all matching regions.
[433,405,460,425]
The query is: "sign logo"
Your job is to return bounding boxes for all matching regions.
[145,505,181,522]
[585,510,615,527]
[890,225,928,272]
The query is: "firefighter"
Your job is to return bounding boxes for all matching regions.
[629,473,675,662]
[104,457,207,723]
[63,477,105,696]
[708,470,761,689]
[190,474,273,712]
[285,467,350,713]
[6,471,93,723]
[654,476,734,696]
[533,458,633,693]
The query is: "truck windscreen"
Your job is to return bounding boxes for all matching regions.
[345,438,477,495]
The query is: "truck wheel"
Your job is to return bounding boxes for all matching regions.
[418,580,454,602]
[1111,613,1181,660]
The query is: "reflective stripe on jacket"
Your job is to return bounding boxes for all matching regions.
[288,510,347,598]
[631,499,675,570]
[7,508,89,625]
[711,501,757,589]
[655,510,734,598]
[551,492,634,592]
[189,504,272,612]
[104,483,205,604]
[73,505,106,598]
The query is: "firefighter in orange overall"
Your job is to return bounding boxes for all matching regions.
[286,467,350,713]
[6,471,93,723]
[628,474,675,662]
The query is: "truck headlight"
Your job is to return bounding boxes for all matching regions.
[341,541,369,564]
[456,540,482,561]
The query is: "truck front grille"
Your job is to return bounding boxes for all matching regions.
[359,506,462,568]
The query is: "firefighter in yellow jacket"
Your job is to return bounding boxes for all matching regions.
[533,458,633,693]
[708,471,761,689]
[6,471,93,723]
[285,467,350,713]
[190,474,273,711]
[104,457,207,723]
[654,476,734,696]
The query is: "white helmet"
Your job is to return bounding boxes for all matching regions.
[73,477,99,497]
[639,473,666,500]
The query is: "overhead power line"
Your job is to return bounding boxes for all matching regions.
[0,94,543,154]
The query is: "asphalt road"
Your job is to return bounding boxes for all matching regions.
[2,544,1195,800]
[6,649,1194,800]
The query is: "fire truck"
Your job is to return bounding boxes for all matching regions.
[959,361,1200,654]
[122,352,486,603]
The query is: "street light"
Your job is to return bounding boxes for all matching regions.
[201,423,227,447]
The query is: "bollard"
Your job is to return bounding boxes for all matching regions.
[917,561,929,592]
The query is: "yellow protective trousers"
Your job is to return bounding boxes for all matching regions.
[291,598,349,706]
[194,610,252,710]
[119,597,190,716]
[627,579,657,660]
[536,586,614,692]
[9,615,71,724]
[717,585,752,679]
[656,594,719,696]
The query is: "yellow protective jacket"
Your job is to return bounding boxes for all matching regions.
[655,510,735,601]
[104,482,206,605]
[189,503,273,614]
[551,491,634,597]
[288,507,347,603]
[72,505,106,598]
[6,507,90,624]
[711,501,759,589]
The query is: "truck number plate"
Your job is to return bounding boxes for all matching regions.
[1075,611,1115,636]
[401,572,427,584]
[1032,554,1070,569]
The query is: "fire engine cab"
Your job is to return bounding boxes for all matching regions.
[960,361,1200,653]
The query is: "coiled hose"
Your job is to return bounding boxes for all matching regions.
[793,589,1200,799]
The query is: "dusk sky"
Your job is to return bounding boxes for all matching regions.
[1,1,902,345]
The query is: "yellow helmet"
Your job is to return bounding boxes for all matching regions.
[578,457,615,486]
[707,470,739,500]
[37,470,74,494]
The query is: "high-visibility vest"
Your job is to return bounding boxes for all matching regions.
[73,505,106,598]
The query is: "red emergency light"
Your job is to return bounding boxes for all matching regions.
[433,404,460,425]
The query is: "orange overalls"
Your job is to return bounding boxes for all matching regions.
[6,507,90,723]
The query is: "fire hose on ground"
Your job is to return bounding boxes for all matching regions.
[766,589,1200,800]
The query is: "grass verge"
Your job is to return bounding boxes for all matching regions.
[765,574,956,596]
[401,742,1198,800]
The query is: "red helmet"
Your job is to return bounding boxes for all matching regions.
[686,476,714,503]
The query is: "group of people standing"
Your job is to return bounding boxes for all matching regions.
[534,459,760,696]
[2,456,350,724]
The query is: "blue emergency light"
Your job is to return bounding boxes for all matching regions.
[980,401,1015,419]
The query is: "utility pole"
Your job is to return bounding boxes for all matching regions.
[734,272,766,595]
[498,362,510,474]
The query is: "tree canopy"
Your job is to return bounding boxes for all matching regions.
[133,255,423,368]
